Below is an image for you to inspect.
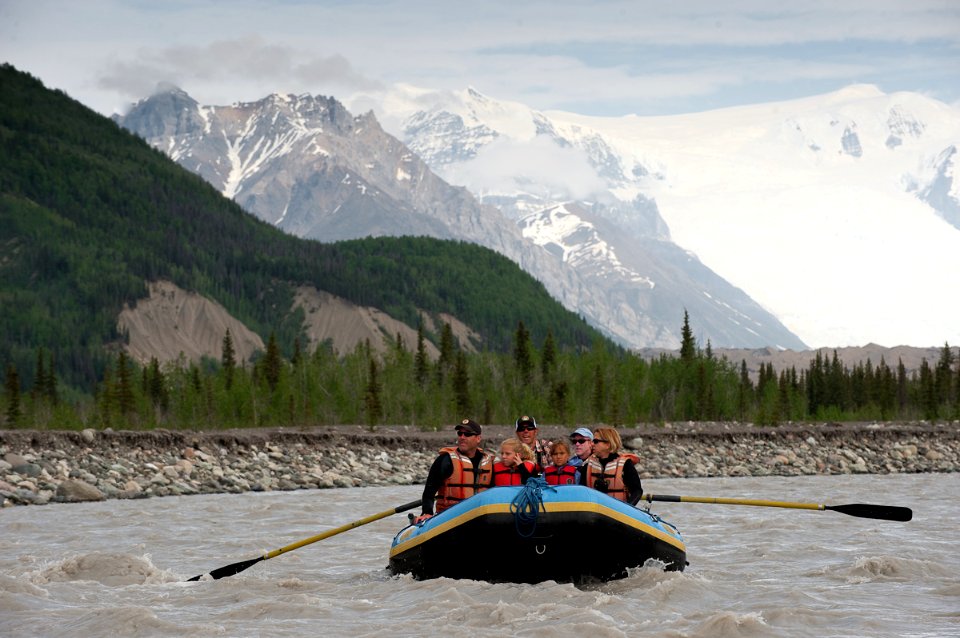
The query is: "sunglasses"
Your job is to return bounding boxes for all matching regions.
[516,425,537,432]
[593,438,609,444]
[570,438,591,444]
[456,431,478,438]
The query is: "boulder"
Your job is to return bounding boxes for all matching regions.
[55,479,105,503]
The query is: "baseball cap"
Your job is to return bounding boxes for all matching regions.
[515,415,537,430]
[569,427,594,440]
[455,418,482,435]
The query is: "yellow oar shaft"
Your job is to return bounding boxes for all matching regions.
[651,494,823,511]
[264,507,400,559]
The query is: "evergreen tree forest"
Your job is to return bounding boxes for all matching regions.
[3,65,959,432]
[0,64,602,396]
[3,319,959,431]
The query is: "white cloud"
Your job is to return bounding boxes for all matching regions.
[1,0,957,116]
[441,136,607,201]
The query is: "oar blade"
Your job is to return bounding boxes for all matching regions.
[826,503,913,522]
[187,556,264,582]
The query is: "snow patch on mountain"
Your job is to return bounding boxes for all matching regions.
[359,83,960,348]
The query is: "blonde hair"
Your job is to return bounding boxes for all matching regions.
[501,438,534,462]
[592,427,622,453]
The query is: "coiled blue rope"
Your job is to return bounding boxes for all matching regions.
[510,477,555,537]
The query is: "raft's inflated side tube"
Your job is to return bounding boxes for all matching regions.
[389,485,686,583]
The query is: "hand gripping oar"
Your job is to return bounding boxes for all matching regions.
[641,494,912,522]
[187,498,422,581]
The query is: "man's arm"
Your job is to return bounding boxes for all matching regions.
[420,453,453,515]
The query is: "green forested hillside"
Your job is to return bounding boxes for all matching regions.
[0,64,605,393]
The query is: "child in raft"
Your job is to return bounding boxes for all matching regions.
[491,438,537,486]
[543,439,580,485]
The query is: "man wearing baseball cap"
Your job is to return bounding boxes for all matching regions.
[567,427,594,481]
[416,419,493,523]
[515,415,551,472]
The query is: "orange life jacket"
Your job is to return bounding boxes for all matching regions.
[544,463,578,485]
[585,453,640,502]
[435,446,493,513]
[491,460,536,486]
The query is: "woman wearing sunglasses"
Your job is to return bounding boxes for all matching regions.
[583,426,643,505]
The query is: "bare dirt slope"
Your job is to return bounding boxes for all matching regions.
[117,281,264,365]
[116,281,481,366]
[293,286,441,357]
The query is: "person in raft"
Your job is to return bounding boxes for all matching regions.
[491,438,538,486]
[543,439,579,485]
[583,426,643,505]
[514,415,551,471]
[567,427,594,476]
[415,418,493,524]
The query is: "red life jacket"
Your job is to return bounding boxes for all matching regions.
[435,446,493,513]
[585,452,640,502]
[491,460,536,486]
[544,463,578,485]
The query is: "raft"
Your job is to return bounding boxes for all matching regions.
[388,483,686,583]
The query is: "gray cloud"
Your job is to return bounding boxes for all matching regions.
[97,36,381,105]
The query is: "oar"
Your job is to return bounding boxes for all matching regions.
[641,494,912,522]
[187,498,423,581]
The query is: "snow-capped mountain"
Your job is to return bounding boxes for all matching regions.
[357,84,960,348]
[115,88,807,350]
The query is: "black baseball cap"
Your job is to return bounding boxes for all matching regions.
[455,418,482,435]
[515,415,537,430]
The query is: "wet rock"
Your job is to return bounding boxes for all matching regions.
[55,479,105,503]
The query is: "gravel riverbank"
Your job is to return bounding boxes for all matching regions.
[1,422,958,506]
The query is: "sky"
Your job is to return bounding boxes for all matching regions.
[1,0,959,118]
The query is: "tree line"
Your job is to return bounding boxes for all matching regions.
[1,64,603,396]
[5,313,959,430]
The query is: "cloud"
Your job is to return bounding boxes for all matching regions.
[442,136,607,200]
[97,36,381,106]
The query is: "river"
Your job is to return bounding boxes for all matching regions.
[1,473,957,637]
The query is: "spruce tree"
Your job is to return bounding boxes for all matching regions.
[45,351,58,405]
[4,364,21,426]
[591,363,605,420]
[364,357,382,424]
[679,310,696,362]
[541,330,557,382]
[148,357,168,411]
[222,329,236,390]
[263,332,282,392]
[513,320,533,385]
[115,352,135,417]
[414,322,429,387]
[33,348,46,402]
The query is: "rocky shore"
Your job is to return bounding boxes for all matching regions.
[1,422,958,507]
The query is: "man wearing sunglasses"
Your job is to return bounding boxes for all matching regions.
[415,418,493,524]
[515,415,550,472]
[567,427,594,481]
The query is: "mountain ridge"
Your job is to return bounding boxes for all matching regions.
[367,83,960,348]
[117,87,807,351]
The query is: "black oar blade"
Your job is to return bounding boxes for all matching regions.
[187,555,264,582]
[826,503,912,522]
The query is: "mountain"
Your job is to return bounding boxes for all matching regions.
[359,84,960,348]
[116,87,806,351]
[0,64,606,391]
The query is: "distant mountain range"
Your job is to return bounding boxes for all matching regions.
[116,88,807,350]
[359,84,960,348]
[0,64,606,391]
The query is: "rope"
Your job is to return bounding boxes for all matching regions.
[510,477,555,538]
